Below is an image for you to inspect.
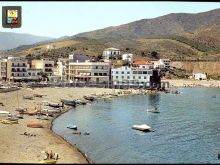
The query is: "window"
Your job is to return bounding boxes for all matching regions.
[28,73,31,75]
[94,73,98,76]
[133,71,137,74]
[138,71,142,74]
[116,76,118,79]
[127,76,130,79]
[139,76,141,79]
[127,72,130,74]
[122,76,124,79]
[103,73,107,76]
[116,71,119,74]
[133,76,135,79]
[121,71,124,74]
[12,73,14,76]
[144,76,146,79]
[96,66,98,69]
[143,71,148,74]
[23,73,25,77]
[23,63,25,67]
[99,73,102,76]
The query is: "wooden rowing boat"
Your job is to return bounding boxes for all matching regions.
[27,123,44,128]
[1,119,18,124]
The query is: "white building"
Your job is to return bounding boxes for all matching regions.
[111,66,153,86]
[154,59,171,69]
[54,58,68,80]
[193,73,207,80]
[66,61,111,83]
[133,60,154,69]
[103,47,121,60]
[122,54,133,63]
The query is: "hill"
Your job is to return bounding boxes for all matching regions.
[0,32,54,50]
[74,8,220,40]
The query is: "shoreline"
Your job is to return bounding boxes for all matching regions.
[50,107,93,164]
[1,81,220,163]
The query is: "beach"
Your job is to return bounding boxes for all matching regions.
[0,87,125,163]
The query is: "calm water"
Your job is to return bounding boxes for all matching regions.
[53,88,220,163]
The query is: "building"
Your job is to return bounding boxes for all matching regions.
[102,47,121,60]
[132,60,154,69]
[193,73,207,80]
[154,59,171,69]
[54,58,68,81]
[66,61,111,83]
[111,66,153,86]
[27,69,43,80]
[8,57,29,81]
[31,58,54,76]
[122,54,133,63]
[0,59,8,81]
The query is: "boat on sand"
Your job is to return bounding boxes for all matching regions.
[27,123,44,128]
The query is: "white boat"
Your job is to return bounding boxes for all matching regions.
[146,106,160,113]
[0,111,10,116]
[132,124,152,132]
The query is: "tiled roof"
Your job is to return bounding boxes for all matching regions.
[133,60,153,65]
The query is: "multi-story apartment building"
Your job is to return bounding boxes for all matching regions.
[31,58,54,76]
[111,66,153,86]
[8,57,29,81]
[66,61,111,83]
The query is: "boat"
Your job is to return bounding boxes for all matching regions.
[48,102,62,108]
[33,94,44,98]
[0,110,10,116]
[1,119,18,124]
[27,123,44,128]
[15,108,27,113]
[39,159,57,164]
[67,124,77,130]
[61,99,76,107]
[7,116,19,121]
[146,106,160,113]
[74,99,87,105]
[23,96,34,100]
[83,96,95,101]
[132,124,152,132]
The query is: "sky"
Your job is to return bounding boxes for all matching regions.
[1,1,220,38]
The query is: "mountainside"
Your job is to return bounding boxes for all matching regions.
[3,8,220,64]
[0,32,54,50]
[74,8,220,40]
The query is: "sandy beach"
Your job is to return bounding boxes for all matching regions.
[0,87,125,163]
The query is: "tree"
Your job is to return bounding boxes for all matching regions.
[151,51,159,58]
[96,54,103,61]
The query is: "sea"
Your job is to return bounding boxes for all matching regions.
[52,88,220,163]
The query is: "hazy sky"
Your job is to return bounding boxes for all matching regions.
[1,1,220,38]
